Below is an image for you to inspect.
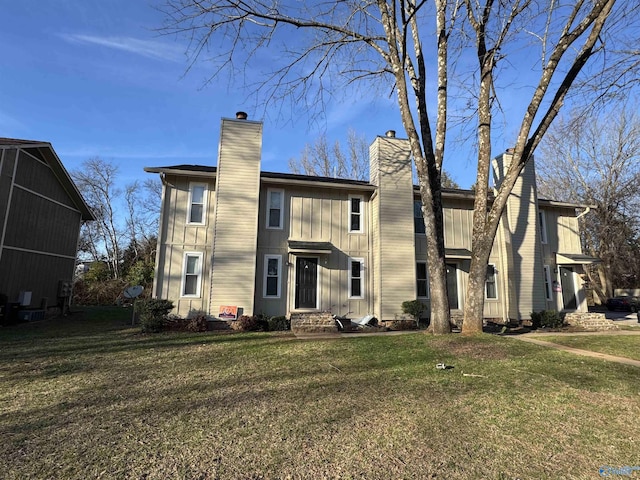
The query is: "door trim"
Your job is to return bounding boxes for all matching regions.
[293,256,320,310]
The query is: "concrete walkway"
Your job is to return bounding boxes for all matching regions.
[508,330,640,368]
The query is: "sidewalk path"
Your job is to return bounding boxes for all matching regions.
[508,333,640,368]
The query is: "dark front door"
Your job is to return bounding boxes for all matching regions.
[446,263,458,310]
[295,257,318,309]
[559,266,577,310]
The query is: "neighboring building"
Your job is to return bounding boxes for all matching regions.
[145,113,597,325]
[0,138,94,313]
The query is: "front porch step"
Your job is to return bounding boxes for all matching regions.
[564,312,620,331]
[291,312,338,335]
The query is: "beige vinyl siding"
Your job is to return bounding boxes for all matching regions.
[280,187,371,317]
[442,199,474,249]
[371,136,415,321]
[154,174,215,316]
[370,191,381,322]
[209,118,262,317]
[493,153,546,320]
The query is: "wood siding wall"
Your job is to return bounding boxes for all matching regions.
[370,136,415,321]
[153,175,216,317]
[493,154,546,320]
[0,148,81,307]
[209,118,262,317]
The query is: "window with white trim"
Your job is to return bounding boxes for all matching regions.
[538,210,548,244]
[544,265,553,300]
[416,262,429,298]
[485,264,498,299]
[188,183,207,224]
[349,258,364,298]
[182,252,203,297]
[349,196,363,233]
[266,189,284,229]
[414,201,426,234]
[263,255,282,298]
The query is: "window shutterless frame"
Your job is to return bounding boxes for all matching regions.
[538,210,548,244]
[263,254,282,298]
[414,200,426,234]
[348,195,363,233]
[348,257,365,299]
[543,265,553,301]
[485,263,498,299]
[187,183,207,225]
[416,261,429,298]
[266,188,284,229]
[181,252,203,297]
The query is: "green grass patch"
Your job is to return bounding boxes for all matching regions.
[1,308,639,479]
[540,333,640,362]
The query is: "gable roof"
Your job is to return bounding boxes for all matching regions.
[0,138,95,220]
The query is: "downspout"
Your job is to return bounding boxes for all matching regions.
[576,206,591,220]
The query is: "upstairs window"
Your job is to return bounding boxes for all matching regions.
[349,196,363,233]
[267,189,284,229]
[182,252,203,297]
[485,264,497,299]
[538,210,548,244]
[188,183,207,224]
[414,201,426,234]
[349,258,364,298]
[263,255,282,298]
[417,262,429,298]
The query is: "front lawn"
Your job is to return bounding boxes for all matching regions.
[538,333,640,362]
[1,307,639,479]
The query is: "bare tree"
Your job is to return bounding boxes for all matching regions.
[73,158,124,278]
[161,0,639,333]
[537,104,640,302]
[288,129,369,180]
[73,159,162,280]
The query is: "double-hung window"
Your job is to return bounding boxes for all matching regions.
[485,264,497,299]
[416,262,429,298]
[538,210,548,244]
[263,255,282,298]
[267,189,284,229]
[349,196,363,233]
[188,183,207,224]
[414,200,426,234]
[182,252,203,297]
[349,258,364,298]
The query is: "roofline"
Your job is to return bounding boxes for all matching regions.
[6,142,95,221]
[145,164,593,207]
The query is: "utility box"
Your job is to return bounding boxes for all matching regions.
[18,291,32,306]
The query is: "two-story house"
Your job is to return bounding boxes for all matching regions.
[145,113,597,325]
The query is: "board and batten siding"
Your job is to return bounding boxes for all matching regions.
[153,174,216,317]
[257,185,372,317]
[209,118,262,317]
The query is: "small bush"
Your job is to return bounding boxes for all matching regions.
[136,299,174,333]
[402,300,426,327]
[231,315,262,332]
[530,310,564,329]
[267,315,290,331]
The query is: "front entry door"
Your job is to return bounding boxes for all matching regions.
[295,257,318,309]
[559,266,577,310]
[446,263,458,309]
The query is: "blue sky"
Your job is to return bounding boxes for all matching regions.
[0,0,489,189]
[0,1,415,185]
